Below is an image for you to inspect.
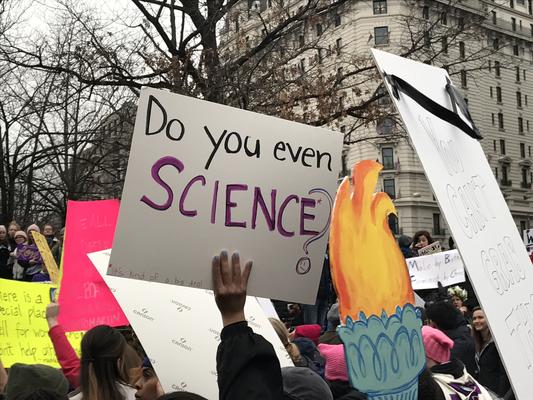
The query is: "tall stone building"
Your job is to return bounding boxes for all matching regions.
[219,0,533,242]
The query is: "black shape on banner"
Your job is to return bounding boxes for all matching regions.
[383,72,482,140]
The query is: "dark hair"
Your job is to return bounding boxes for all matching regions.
[425,300,464,330]
[471,306,491,353]
[413,230,434,247]
[418,368,445,400]
[80,325,129,400]
[12,389,68,400]
[157,393,208,400]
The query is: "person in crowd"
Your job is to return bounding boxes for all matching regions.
[22,224,43,281]
[0,225,12,279]
[319,303,342,345]
[292,324,321,345]
[425,297,477,376]
[43,224,58,249]
[6,222,19,277]
[447,286,469,318]
[412,230,434,256]
[31,264,51,282]
[0,357,7,394]
[472,307,512,398]
[11,230,29,281]
[9,388,68,400]
[417,368,445,400]
[4,363,69,400]
[292,335,326,377]
[69,325,137,400]
[281,367,333,400]
[213,250,283,399]
[422,325,492,399]
[302,249,333,328]
[133,359,165,400]
[269,318,303,365]
[398,235,414,259]
[51,228,64,266]
[317,343,366,400]
[156,393,207,400]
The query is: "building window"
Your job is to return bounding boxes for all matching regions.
[525,94,528,105]
[374,26,389,45]
[512,17,517,31]
[316,23,323,36]
[382,147,395,169]
[459,41,465,58]
[299,58,305,73]
[317,48,324,64]
[500,139,506,154]
[440,12,447,25]
[433,213,442,235]
[493,38,499,49]
[377,118,395,134]
[495,61,501,77]
[531,23,533,36]
[336,38,342,55]
[373,0,387,14]
[422,5,429,19]
[517,91,522,107]
[493,139,497,152]
[502,165,509,184]
[496,86,502,103]
[458,17,464,29]
[516,66,521,82]
[383,178,396,199]
[522,167,530,188]
[490,87,493,98]
[513,44,519,56]
[520,220,527,233]
[498,113,504,130]
[492,11,497,24]
[495,167,499,179]
[528,120,530,132]
[524,70,527,80]
[492,113,495,125]
[460,69,467,87]
[519,117,524,133]
[521,143,526,158]
[299,35,305,47]
[442,37,448,53]
[388,214,399,234]
[334,14,341,27]
[424,31,431,48]
[510,0,514,8]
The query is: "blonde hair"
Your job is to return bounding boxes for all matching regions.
[269,318,301,364]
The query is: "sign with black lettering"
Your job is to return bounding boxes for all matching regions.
[108,88,343,303]
[372,49,533,399]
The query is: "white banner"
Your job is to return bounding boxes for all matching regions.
[373,48,533,399]
[407,250,465,290]
[89,249,293,399]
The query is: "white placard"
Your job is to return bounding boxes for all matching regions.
[407,250,465,290]
[108,88,342,304]
[524,229,533,246]
[372,48,533,399]
[416,241,442,256]
[89,249,293,398]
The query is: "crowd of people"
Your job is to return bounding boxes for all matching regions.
[0,228,523,400]
[0,222,64,282]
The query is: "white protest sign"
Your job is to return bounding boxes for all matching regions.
[372,48,533,399]
[524,229,533,246]
[407,250,465,290]
[108,88,342,304]
[90,249,293,399]
[416,241,442,256]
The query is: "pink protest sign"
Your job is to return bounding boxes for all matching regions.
[58,200,128,331]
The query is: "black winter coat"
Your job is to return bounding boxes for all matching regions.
[217,321,283,400]
[443,324,477,376]
[476,341,512,398]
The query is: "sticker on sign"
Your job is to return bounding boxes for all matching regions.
[372,48,533,399]
[108,88,343,304]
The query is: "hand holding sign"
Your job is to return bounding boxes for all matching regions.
[212,251,252,327]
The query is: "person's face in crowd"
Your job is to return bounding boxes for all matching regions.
[15,234,26,245]
[43,225,54,236]
[451,295,463,309]
[415,235,429,248]
[8,224,17,238]
[134,367,165,400]
[472,309,488,332]
[59,228,65,242]
[0,226,7,241]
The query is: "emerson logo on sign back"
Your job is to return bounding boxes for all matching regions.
[108,88,343,304]
[372,49,533,399]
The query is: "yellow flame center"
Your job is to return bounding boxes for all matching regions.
[330,160,414,323]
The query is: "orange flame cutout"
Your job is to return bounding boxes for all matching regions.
[330,160,414,324]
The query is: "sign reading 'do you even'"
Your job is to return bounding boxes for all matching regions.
[108,88,343,304]
[372,48,533,399]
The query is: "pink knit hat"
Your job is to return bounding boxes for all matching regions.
[422,325,454,363]
[294,324,321,345]
[318,343,348,381]
[26,224,40,233]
